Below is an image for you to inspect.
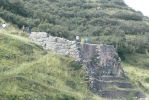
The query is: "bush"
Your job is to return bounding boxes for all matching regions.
[17,43,33,55]
[66,80,76,89]
[0,0,31,17]
[0,9,34,28]
[57,94,76,100]
[70,61,82,70]
[145,78,149,83]
[113,11,143,21]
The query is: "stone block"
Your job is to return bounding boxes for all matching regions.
[30,32,48,39]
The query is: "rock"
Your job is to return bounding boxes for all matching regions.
[30,32,48,39]
[48,36,57,42]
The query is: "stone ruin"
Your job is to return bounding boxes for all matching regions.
[30,32,145,99]
[30,32,80,60]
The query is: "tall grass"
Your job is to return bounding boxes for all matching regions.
[123,53,149,97]
[0,30,102,100]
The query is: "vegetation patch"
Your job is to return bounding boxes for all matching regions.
[0,32,102,100]
[123,53,149,96]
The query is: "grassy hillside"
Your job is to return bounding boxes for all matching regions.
[123,53,149,97]
[0,0,148,58]
[0,0,149,37]
[0,28,101,100]
[0,0,149,99]
[1,0,149,37]
[0,27,148,99]
[0,17,5,23]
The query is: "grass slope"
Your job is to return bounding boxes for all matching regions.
[0,29,101,100]
[123,53,149,97]
[1,0,149,56]
[1,0,149,37]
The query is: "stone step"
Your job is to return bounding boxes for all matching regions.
[99,81,133,89]
[91,80,134,91]
[97,76,126,81]
[99,90,145,99]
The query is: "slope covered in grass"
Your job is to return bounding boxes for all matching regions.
[0,0,149,58]
[0,29,101,100]
[1,0,149,37]
[0,17,5,23]
[123,53,149,97]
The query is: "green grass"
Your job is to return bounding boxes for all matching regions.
[1,27,148,99]
[0,29,102,100]
[123,53,149,97]
[0,25,28,37]
[0,17,5,23]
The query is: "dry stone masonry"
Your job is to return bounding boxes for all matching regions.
[81,43,144,99]
[30,32,80,60]
[30,32,145,99]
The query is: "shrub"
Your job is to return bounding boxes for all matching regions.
[66,80,76,89]
[70,61,82,70]
[57,94,76,100]
[113,11,143,21]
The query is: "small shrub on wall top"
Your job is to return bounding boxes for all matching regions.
[70,61,82,70]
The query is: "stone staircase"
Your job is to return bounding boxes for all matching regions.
[90,76,145,99]
[100,90,144,99]
[80,43,145,99]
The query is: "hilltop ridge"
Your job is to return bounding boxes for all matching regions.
[0,0,149,58]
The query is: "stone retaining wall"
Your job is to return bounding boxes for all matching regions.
[30,32,80,60]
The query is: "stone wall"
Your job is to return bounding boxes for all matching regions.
[30,32,124,77]
[30,32,80,60]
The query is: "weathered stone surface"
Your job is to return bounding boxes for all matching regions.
[100,90,145,99]
[30,32,80,60]
[97,76,126,81]
[81,44,124,77]
[30,32,47,39]
[91,80,133,91]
